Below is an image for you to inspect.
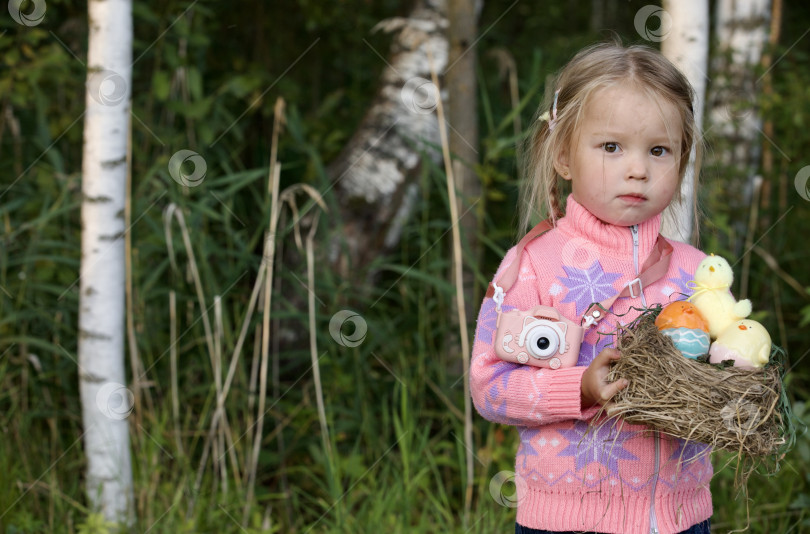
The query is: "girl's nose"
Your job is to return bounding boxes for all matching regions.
[626,152,647,181]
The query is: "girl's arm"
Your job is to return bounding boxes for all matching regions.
[470,247,603,426]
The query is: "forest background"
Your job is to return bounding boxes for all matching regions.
[2,0,810,532]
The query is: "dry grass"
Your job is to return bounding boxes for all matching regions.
[430,51,475,525]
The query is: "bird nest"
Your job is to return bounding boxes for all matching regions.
[599,308,795,486]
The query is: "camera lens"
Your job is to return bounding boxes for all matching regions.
[525,323,560,359]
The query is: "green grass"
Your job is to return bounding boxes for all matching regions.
[3,352,810,533]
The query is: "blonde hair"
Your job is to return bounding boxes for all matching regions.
[520,41,702,235]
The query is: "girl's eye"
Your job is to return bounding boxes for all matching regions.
[602,142,619,153]
[651,146,669,157]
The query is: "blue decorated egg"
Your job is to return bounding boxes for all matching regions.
[659,327,710,359]
[655,301,711,360]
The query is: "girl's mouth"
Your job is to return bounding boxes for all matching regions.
[618,194,647,204]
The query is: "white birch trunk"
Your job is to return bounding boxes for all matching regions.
[708,0,770,174]
[661,0,709,243]
[328,0,448,275]
[78,0,134,524]
[707,0,770,253]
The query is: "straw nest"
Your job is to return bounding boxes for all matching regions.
[602,310,791,470]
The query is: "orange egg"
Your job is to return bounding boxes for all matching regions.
[654,301,710,332]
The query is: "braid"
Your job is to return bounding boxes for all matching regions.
[549,177,564,223]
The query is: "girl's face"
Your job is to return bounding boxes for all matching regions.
[555,84,682,227]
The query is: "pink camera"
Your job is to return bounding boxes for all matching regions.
[494,305,584,369]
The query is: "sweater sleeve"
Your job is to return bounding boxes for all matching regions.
[470,245,599,426]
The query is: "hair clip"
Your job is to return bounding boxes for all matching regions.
[549,89,559,131]
[537,89,560,131]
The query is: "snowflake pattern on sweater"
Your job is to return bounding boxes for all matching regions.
[556,420,639,475]
[558,261,623,315]
[476,298,515,346]
[666,267,696,300]
[484,360,526,426]
[669,438,711,466]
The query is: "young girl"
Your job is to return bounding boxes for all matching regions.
[470,43,713,534]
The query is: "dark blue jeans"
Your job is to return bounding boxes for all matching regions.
[515,518,710,534]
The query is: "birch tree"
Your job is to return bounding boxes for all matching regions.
[78,0,134,524]
[661,0,709,243]
[327,0,448,277]
[708,0,771,186]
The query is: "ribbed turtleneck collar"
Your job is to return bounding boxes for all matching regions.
[555,195,662,260]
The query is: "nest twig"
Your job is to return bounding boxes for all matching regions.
[598,311,793,487]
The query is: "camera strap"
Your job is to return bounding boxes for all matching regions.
[486,219,673,328]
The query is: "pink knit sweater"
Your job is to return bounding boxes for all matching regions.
[471,197,713,534]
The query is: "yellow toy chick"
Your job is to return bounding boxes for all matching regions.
[708,319,772,368]
[688,254,752,338]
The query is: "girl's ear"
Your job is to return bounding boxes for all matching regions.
[553,149,571,181]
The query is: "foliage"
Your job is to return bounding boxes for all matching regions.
[1,0,810,532]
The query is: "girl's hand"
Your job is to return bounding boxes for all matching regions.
[581,348,629,408]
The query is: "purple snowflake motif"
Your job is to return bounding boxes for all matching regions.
[559,261,623,316]
[669,438,710,466]
[476,298,515,346]
[667,268,695,300]
[483,360,524,425]
[556,420,638,476]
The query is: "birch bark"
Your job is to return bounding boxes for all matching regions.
[708,0,771,182]
[327,0,448,276]
[78,0,134,523]
[661,0,709,243]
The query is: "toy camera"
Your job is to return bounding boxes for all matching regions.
[494,305,584,369]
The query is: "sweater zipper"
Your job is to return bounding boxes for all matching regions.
[649,431,660,534]
[630,225,647,308]
[631,225,658,533]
